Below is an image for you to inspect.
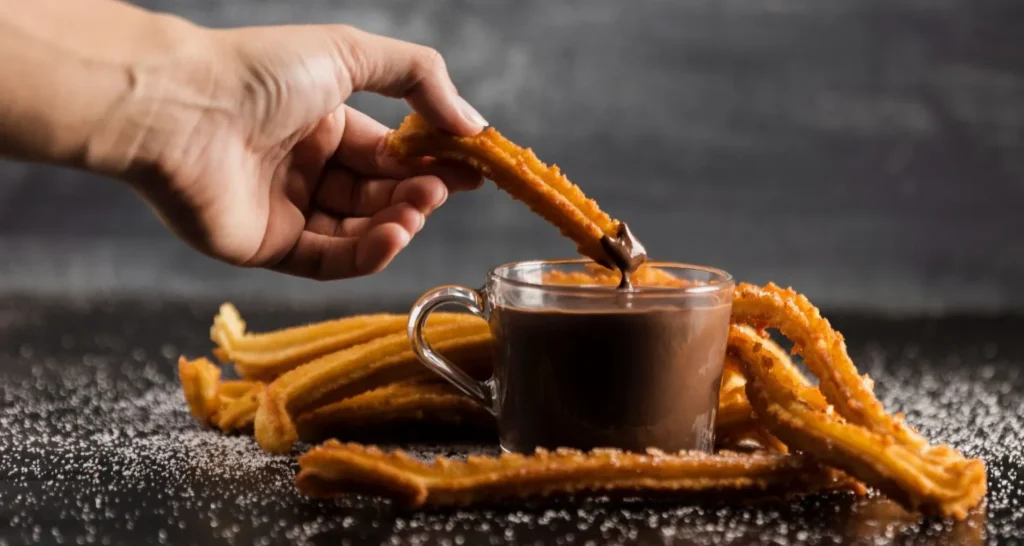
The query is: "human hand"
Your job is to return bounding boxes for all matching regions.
[126,23,487,280]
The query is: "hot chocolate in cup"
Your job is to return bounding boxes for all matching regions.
[408,260,734,454]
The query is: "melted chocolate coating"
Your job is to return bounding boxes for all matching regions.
[599,222,648,290]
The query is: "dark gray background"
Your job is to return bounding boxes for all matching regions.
[1,0,1022,313]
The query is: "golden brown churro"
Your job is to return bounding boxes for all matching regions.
[255,319,493,453]
[181,354,775,449]
[713,341,799,454]
[715,358,754,429]
[181,356,768,449]
[178,356,262,429]
[296,381,493,442]
[727,290,987,519]
[542,264,690,289]
[178,357,221,426]
[386,113,623,267]
[732,283,926,448]
[211,303,468,381]
[296,440,855,509]
[214,384,263,433]
[714,358,781,452]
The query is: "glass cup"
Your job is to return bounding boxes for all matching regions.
[408,259,734,454]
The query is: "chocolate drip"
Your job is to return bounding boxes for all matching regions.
[599,222,647,290]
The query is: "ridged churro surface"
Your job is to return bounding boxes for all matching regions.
[296,440,856,508]
[387,113,621,266]
[728,288,987,519]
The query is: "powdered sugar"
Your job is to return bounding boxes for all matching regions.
[0,300,1021,544]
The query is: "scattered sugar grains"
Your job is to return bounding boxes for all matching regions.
[1,301,1023,545]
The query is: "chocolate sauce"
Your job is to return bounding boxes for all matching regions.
[490,302,731,453]
[600,223,647,290]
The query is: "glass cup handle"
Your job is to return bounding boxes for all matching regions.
[407,285,495,415]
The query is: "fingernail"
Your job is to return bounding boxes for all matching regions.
[416,211,426,233]
[454,95,488,128]
[431,188,449,212]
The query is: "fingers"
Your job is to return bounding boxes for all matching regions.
[306,203,425,239]
[269,162,470,281]
[331,26,487,136]
[334,107,482,190]
[314,171,448,218]
[427,160,485,192]
[333,107,414,178]
[274,208,420,280]
[355,223,412,275]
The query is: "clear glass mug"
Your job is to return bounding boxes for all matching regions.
[407,259,734,454]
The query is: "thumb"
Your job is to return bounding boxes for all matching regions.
[330,26,487,136]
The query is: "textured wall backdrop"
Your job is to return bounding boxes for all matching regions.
[0,0,1022,312]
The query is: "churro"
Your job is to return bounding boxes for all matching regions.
[212,303,467,381]
[178,356,261,428]
[542,263,690,289]
[728,292,987,519]
[296,440,856,509]
[387,113,631,268]
[255,319,492,453]
[296,381,492,442]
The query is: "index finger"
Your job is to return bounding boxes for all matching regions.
[329,25,487,136]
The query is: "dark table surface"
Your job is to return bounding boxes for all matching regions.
[0,298,1021,545]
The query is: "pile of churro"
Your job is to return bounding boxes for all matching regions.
[178,114,985,518]
[180,306,493,447]
[181,285,985,517]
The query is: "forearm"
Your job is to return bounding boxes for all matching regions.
[0,0,216,177]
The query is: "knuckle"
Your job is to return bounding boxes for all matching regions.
[416,47,446,77]
[332,23,358,37]
[311,238,334,281]
[328,25,369,88]
[328,23,366,50]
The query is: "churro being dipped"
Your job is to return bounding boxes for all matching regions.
[386,113,646,280]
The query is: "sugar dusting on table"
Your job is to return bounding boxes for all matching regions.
[0,302,1022,545]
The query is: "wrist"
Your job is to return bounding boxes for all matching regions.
[0,0,224,179]
[83,14,225,183]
